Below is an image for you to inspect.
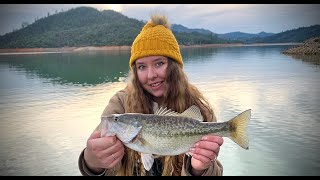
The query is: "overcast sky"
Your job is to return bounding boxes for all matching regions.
[0,4,319,36]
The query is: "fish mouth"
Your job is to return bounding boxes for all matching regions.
[101,116,116,137]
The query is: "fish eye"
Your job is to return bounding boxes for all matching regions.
[114,117,118,121]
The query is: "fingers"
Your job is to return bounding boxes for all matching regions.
[191,148,217,164]
[190,142,217,171]
[105,152,123,169]
[87,132,117,151]
[85,130,125,169]
[191,151,215,164]
[89,130,101,139]
[99,138,125,160]
[189,135,223,164]
[98,139,125,169]
[110,147,125,161]
[201,135,224,146]
[194,140,220,155]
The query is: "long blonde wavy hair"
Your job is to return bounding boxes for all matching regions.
[113,59,216,176]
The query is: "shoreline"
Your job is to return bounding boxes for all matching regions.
[0,43,301,55]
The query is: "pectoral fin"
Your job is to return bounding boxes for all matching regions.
[141,153,154,171]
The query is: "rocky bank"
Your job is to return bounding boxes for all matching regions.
[283,37,320,55]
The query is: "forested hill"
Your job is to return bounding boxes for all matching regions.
[0,7,145,48]
[0,6,319,49]
[0,6,227,49]
[245,25,320,43]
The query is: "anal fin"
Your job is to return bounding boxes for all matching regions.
[141,153,154,171]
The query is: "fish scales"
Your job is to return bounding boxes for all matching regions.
[137,114,231,138]
[101,105,251,171]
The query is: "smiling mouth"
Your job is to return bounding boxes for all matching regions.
[150,81,163,87]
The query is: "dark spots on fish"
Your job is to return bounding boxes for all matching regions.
[229,123,236,132]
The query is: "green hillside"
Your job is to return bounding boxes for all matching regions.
[0,7,145,48]
[0,6,228,48]
[0,6,318,48]
[246,25,320,43]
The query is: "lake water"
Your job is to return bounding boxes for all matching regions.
[0,45,319,176]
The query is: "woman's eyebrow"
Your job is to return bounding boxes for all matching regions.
[135,61,145,65]
[153,57,167,62]
[136,57,167,65]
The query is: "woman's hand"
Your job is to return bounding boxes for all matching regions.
[84,130,125,173]
[189,135,224,176]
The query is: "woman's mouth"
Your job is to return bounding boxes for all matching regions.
[150,81,163,89]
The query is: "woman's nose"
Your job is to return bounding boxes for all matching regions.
[147,67,157,79]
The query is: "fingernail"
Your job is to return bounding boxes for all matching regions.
[202,136,207,140]
[194,143,199,147]
[190,148,195,152]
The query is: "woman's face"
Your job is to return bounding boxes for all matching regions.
[135,56,168,98]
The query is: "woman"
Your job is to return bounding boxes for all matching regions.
[78,14,224,176]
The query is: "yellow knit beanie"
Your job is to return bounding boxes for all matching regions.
[129,14,183,67]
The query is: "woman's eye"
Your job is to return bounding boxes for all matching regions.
[156,62,164,67]
[138,65,145,70]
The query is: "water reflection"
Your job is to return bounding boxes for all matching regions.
[181,45,320,175]
[286,54,320,66]
[0,45,320,175]
[0,51,130,86]
[181,47,219,63]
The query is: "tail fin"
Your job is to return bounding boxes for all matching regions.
[228,109,251,150]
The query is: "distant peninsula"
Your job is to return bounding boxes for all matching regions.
[283,37,320,55]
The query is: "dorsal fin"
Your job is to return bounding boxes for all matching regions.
[180,105,203,121]
[154,106,180,116]
[154,105,204,121]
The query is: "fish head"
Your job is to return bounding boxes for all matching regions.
[101,114,142,143]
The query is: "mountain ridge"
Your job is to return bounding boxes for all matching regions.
[0,6,319,49]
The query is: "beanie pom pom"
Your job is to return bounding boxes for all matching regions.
[150,14,171,29]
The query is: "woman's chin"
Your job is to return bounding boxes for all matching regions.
[151,92,164,98]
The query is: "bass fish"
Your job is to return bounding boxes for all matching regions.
[101,105,251,171]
